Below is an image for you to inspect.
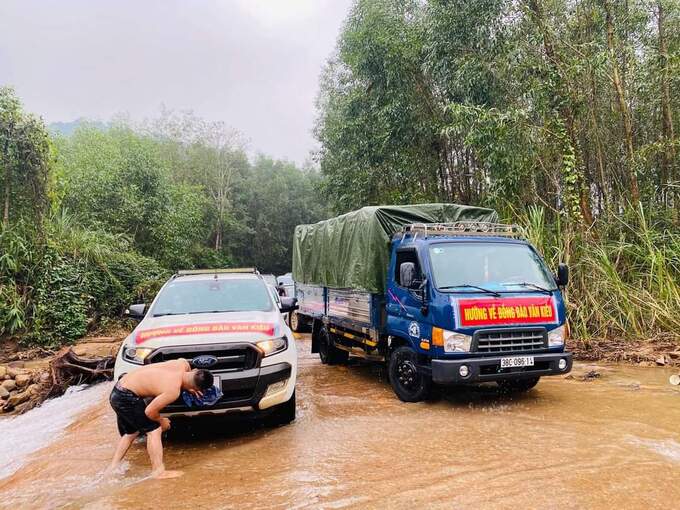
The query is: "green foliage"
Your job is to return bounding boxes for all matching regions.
[1,94,327,346]
[0,86,51,227]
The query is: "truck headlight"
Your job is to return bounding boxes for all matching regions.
[123,346,154,365]
[433,328,472,353]
[548,325,566,347]
[256,337,287,357]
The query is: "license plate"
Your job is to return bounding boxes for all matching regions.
[500,356,535,368]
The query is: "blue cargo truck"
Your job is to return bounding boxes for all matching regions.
[291,204,573,402]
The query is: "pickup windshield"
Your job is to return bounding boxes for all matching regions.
[428,242,556,292]
[151,278,273,316]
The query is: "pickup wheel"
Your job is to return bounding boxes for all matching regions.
[388,346,431,402]
[318,326,349,365]
[267,391,296,427]
[497,377,540,394]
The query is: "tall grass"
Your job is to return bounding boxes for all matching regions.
[0,213,168,345]
[519,205,680,342]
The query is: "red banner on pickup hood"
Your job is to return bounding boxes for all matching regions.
[135,322,275,345]
[457,296,557,328]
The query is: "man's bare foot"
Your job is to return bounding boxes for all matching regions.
[151,469,184,479]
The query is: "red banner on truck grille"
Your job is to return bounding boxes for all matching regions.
[457,296,557,327]
[135,322,275,345]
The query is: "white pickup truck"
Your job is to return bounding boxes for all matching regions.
[113,268,298,425]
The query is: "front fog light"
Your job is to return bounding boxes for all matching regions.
[459,365,470,378]
[264,379,288,397]
[548,325,567,347]
[256,337,288,357]
[558,358,567,370]
[123,346,153,365]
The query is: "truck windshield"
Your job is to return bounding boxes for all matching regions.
[151,278,273,316]
[428,242,557,292]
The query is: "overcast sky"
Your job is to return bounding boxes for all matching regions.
[0,0,353,164]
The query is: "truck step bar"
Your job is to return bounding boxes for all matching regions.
[333,343,385,362]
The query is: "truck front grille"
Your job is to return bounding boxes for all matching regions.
[475,328,547,354]
[146,343,261,371]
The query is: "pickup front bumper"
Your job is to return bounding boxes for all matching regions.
[161,362,293,417]
[430,352,573,384]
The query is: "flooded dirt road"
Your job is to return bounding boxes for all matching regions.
[1,334,680,509]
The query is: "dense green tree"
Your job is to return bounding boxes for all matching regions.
[316,0,679,223]
[0,87,51,228]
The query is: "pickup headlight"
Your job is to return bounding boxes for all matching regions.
[123,346,154,365]
[256,337,288,357]
[548,325,567,347]
[433,327,472,353]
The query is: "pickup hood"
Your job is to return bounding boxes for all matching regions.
[128,311,284,349]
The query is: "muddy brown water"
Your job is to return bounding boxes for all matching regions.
[1,334,679,509]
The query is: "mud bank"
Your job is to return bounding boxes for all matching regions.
[0,335,122,414]
[572,335,680,367]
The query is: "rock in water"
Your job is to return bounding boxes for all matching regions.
[2,379,16,391]
[0,385,9,399]
[670,374,680,386]
[7,367,28,379]
[0,366,6,378]
[15,374,31,388]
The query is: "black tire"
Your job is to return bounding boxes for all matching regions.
[497,377,540,394]
[318,326,349,365]
[267,391,296,427]
[289,311,306,333]
[388,346,431,402]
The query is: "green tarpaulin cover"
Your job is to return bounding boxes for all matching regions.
[292,203,498,293]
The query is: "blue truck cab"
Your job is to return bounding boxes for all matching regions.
[293,221,573,402]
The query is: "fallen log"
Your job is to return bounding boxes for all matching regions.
[48,347,115,395]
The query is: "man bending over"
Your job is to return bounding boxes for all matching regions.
[107,359,213,478]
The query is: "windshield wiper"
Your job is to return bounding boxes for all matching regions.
[187,310,231,315]
[438,284,501,297]
[501,282,553,294]
[153,310,232,317]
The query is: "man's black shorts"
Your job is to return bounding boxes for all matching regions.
[109,383,160,436]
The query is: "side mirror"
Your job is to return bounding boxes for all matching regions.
[126,304,147,320]
[556,263,569,287]
[280,297,298,314]
[400,262,417,289]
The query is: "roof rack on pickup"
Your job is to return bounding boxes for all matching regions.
[401,222,523,239]
[174,268,259,277]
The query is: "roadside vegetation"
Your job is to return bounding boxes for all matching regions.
[315,0,679,343]
[0,88,327,346]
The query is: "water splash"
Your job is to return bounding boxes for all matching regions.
[0,382,110,479]
[628,436,680,463]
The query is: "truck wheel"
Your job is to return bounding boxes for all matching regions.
[289,311,306,333]
[388,346,431,402]
[267,391,296,427]
[497,377,540,394]
[318,326,349,365]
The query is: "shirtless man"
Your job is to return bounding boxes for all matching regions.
[107,359,213,478]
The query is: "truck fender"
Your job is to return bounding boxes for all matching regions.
[387,335,411,356]
[311,319,323,353]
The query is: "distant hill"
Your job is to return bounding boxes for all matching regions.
[49,119,107,137]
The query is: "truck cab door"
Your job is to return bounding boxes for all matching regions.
[386,248,431,350]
